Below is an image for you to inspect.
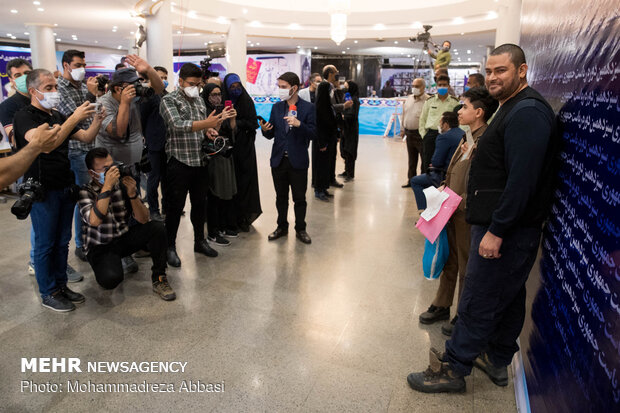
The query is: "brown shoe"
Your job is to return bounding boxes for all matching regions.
[153,275,176,301]
[407,348,466,393]
[268,227,288,241]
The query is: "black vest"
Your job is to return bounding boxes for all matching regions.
[466,86,559,229]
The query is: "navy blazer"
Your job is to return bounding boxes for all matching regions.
[263,98,316,169]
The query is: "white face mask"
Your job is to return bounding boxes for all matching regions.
[183,86,199,98]
[70,67,85,82]
[36,90,60,109]
[412,87,421,96]
[278,88,291,101]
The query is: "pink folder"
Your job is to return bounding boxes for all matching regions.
[415,187,463,243]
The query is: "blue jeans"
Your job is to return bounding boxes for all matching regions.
[410,171,443,209]
[69,149,91,249]
[30,188,75,297]
[445,225,542,376]
[146,150,167,214]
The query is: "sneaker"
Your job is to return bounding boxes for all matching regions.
[220,229,238,238]
[407,348,466,393]
[41,291,75,312]
[60,286,85,303]
[473,353,509,386]
[28,262,35,276]
[66,265,84,283]
[207,234,230,246]
[152,275,176,301]
[122,256,139,274]
[315,192,329,201]
[330,180,344,188]
[74,247,88,262]
[442,316,458,337]
[419,305,450,324]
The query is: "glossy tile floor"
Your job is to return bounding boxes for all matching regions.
[0,135,517,412]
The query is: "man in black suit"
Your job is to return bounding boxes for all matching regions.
[259,72,316,244]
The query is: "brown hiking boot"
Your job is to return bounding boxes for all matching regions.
[407,348,466,393]
[473,352,508,386]
[153,275,176,301]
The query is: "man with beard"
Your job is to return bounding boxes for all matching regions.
[407,43,558,393]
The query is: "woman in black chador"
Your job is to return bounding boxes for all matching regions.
[313,81,338,201]
[222,73,262,231]
[339,80,360,181]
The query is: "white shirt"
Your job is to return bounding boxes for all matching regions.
[401,93,429,131]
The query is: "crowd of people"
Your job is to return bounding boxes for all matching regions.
[0,42,558,397]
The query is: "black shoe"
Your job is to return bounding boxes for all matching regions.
[401,182,411,188]
[41,291,75,312]
[407,348,466,393]
[134,249,151,258]
[208,234,230,246]
[151,211,165,222]
[74,247,88,262]
[442,316,458,337]
[296,230,312,244]
[194,240,218,257]
[167,248,181,267]
[315,192,329,201]
[330,180,344,188]
[122,256,139,274]
[337,171,348,178]
[473,353,508,387]
[419,305,450,324]
[238,222,250,232]
[344,176,354,182]
[60,286,85,303]
[323,189,334,198]
[268,228,288,241]
[221,229,238,238]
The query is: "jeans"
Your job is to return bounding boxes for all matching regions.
[146,150,167,214]
[271,156,307,231]
[87,221,168,289]
[30,188,75,297]
[410,171,443,209]
[69,149,91,249]
[445,225,542,376]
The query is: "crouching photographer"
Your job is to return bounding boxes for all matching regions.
[78,147,176,301]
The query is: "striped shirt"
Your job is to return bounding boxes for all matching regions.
[57,76,95,151]
[78,181,131,252]
[160,89,207,167]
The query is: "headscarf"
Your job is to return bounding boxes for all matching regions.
[202,83,223,114]
[224,73,243,104]
[346,80,360,98]
[222,73,257,129]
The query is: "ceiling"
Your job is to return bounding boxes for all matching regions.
[0,0,500,63]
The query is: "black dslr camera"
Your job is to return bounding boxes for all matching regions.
[105,154,151,179]
[11,178,45,220]
[202,136,233,160]
[96,75,109,93]
[130,80,154,98]
[200,56,219,82]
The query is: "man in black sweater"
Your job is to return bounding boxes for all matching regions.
[407,44,558,393]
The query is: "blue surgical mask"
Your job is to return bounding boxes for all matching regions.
[229,88,242,99]
[95,171,105,185]
[437,87,448,96]
[15,75,28,94]
[464,86,470,92]
[163,80,169,88]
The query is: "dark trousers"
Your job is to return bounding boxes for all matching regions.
[405,129,422,179]
[328,138,338,183]
[271,156,307,231]
[421,129,439,173]
[165,157,209,247]
[445,225,542,376]
[314,145,331,193]
[146,150,167,214]
[206,190,234,237]
[87,221,168,289]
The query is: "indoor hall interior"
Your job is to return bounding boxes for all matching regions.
[0,135,517,412]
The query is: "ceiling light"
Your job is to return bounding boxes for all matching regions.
[461,32,465,35]
[188,10,198,18]
[342,51,346,54]
[373,24,385,30]
[394,41,398,44]
[37,7,44,11]
[177,30,182,34]
[53,23,58,26]
[6,33,12,36]
[33,1,41,4]
[453,17,464,25]
[112,29,117,32]
[249,20,262,27]
[411,21,422,29]
[454,52,459,55]
[247,40,251,43]
[10,36,16,39]
[10,9,17,14]
[117,45,123,49]
[314,46,318,50]
[296,45,301,48]
[347,47,350,50]
[204,42,208,45]
[329,0,350,45]
[208,40,213,44]
[56,38,61,41]
[468,58,471,61]
[24,32,29,35]
[256,42,260,45]
[467,49,472,54]
[216,16,229,24]
[53,32,57,35]
[487,11,498,19]
[288,23,301,30]
[130,31,134,35]
[407,54,411,57]
[94,40,98,43]
[242,8,248,14]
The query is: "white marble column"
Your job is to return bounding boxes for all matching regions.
[145,0,173,72]
[226,19,247,82]
[495,0,523,46]
[26,24,57,71]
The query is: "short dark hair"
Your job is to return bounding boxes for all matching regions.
[7,58,32,77]
[468,73,485,87]
[115,63,125,71]
[179,63,202,80]
[441,111,459,129]
[443,40,452,48]
[85,147,110,170]
[462,87,499,121]
[62,50,85,67]
[310,73,321,81]
[322,65,337,80]
[278,72,300,88]
[26,69,53,90]
[436,74,450,84]
[154,66,168,74]
[490,43,526,68]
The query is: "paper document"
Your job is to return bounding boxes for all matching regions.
[421,187,449,221]
[460,128,475,160]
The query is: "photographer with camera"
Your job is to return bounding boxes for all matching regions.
[160,63,223,267]
[13,68,104,312]
[428,41,453,70]
[77,147,175,301]
[57,49,104,262]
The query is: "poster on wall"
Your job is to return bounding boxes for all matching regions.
[245,54,310,96]
[0,46,31,101]
[519,0,620,411]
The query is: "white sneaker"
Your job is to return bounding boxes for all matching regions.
[28,262,35,276]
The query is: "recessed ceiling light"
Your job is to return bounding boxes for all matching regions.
[347,47,350,50]
[296,45,301,48]
[342,51,346,54]
[188,10,197,18]
[461,32,465,35]
[411,21,422,29]
[177,30,182,34]
[53,23,58,27]
[242,8,248,14]
[33,1,40,4]
[112,29,117,32]
[256,42,260,45]
[394,41,398,44]
[37,7,44,12]
[56,38,61,41]
[407,54,411,57]
[130,31,134,35]
[53,32,57,35]
[373,24,385,30]
[314,46,318,50]
[117,45,123,49]
[216,16,229,24]
[10,9,17,14]
[94,40,98,43]
[24,32,30,35]
[6,33,12,36]
[468,58,471,61]
[467,49,472,54]
[204,42,208,45]
[247,40,251,44]
[453,17,464,25]
[249,21,262,27]
[487,11,498,19]
[208,40,213,44]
